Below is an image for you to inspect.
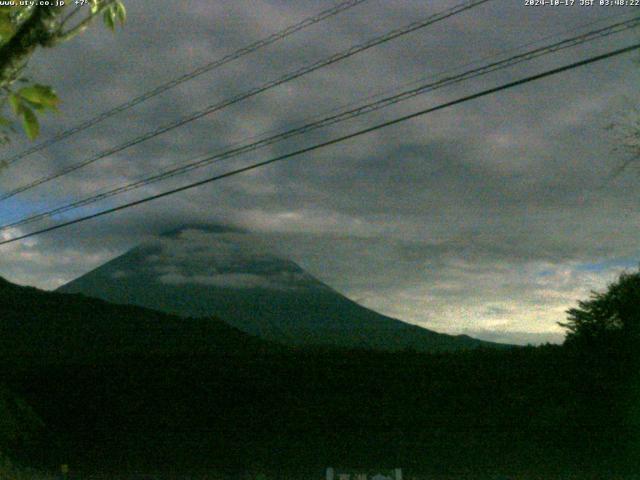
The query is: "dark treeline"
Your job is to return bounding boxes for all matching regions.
[0,275,638,477]
[1,345,637,477]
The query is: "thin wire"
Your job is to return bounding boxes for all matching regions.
[3,16,637,232]
[1,0,370,167]
[0,0,493,202]
[1,42,637,247]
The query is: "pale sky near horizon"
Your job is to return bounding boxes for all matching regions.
[0,0,639,345]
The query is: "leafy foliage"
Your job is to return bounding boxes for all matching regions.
[559,267,640,349]
[100,0,126,31]
[7,84,59,140]
[0,2,126,143]
[0,6,34,45]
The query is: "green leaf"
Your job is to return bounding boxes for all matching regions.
[17,84,59,110]
[22,99,46,112]
[115,1,126,24]
[103,7,116,31]
[20,106,39,140]
[8,93,23,115]
[0,116,11,127]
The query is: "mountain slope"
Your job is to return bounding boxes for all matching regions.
[58,226,502,352]
[0,275,274,363]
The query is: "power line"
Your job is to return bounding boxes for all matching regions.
[2,16,637,232]
[1,0,370,168]
[0,0,493,202]
[2,18,636,229]
[1,42,637,247]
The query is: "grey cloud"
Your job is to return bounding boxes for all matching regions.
[158,272,310,290]
[0,0,638,343]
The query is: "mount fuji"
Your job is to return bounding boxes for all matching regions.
[58,225,501,352]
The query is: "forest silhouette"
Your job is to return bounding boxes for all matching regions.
[0,270,637,477]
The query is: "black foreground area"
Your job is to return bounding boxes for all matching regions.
[0,277,638,477]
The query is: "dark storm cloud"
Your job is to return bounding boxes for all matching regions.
[1,0,638,344]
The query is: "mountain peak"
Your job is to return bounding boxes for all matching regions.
[58,228,502,352]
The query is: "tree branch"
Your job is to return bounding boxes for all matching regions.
[54,2,113,44]
[0,6,62,88]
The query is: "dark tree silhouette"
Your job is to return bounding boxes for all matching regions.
[0,2,126,143]
[559,267,640,350]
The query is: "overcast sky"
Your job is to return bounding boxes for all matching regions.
[0,0,638,344]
